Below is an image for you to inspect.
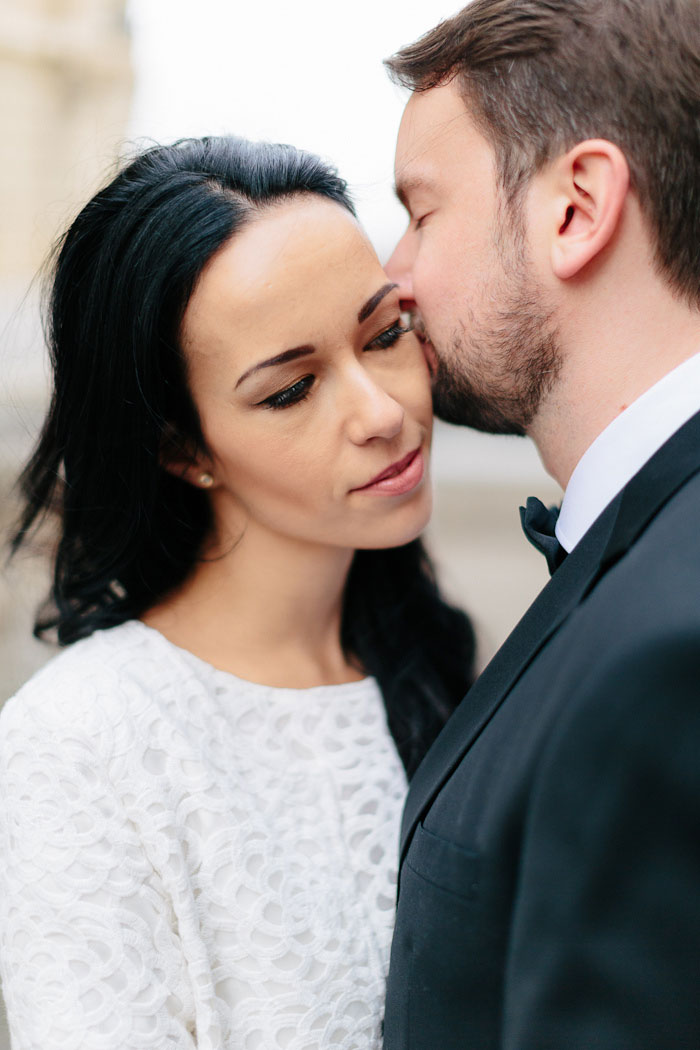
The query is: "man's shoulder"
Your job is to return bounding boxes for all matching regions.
[631,452,700,548]
[500,467,700,738]
[533,468,700,726]
[585,463,700,620]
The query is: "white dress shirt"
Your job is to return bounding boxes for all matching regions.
[556,352,700,553]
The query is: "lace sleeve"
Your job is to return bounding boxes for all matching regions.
[0,697,196,1050]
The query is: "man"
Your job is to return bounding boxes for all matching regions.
[382,1,700,1047]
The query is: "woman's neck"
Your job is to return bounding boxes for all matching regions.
[142,522,361,688]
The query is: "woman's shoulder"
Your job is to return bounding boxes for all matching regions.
[0,620,168,748]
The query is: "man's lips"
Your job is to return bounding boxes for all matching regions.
[351,447,424,494]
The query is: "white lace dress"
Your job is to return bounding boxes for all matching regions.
[0,620,407,1050]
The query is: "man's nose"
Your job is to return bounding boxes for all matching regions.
[385,232,415,308]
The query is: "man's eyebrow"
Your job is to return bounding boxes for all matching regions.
[394,175,434,212]
[236,346,315,388]
[358,282,398,324]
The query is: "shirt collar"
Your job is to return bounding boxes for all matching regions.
[556,353,700,553]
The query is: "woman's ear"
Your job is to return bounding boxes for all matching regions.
[160,425,218,490]
[549,139,630,280]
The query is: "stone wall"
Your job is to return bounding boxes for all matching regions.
[0,0,132,279]
[0,0,132,698]
[0,3,132,1042]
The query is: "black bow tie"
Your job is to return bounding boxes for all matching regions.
[520,496,568,575]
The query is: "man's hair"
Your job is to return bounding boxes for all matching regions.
[386,0,700,306]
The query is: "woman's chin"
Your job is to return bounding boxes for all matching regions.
[352,485,434,551]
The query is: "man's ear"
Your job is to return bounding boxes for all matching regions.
[549,140,630,281]
[160,425,217,490]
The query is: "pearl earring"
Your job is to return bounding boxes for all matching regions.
[199,473,214,488]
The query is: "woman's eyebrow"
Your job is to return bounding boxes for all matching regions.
[236,346,315,389]
[358,282,398,324]
[236,283,398,389]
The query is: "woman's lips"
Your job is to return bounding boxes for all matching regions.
[351,447,425,496]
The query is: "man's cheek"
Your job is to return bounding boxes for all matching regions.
[421,339,438,378]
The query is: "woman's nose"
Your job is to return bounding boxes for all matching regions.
[344,368,405,446]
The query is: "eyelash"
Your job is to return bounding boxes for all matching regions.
[366,320,411,351]
[262,376,315,410]
[260,321,411,411]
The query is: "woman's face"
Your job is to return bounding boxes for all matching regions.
[179,195,433,554]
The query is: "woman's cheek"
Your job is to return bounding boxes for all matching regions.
[402,350,434,422]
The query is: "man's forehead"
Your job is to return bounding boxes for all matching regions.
[395,83,474,187]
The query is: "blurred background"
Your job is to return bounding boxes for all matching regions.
[0,0,559,1040]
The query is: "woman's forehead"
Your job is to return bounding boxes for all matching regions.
[181,197,383,358]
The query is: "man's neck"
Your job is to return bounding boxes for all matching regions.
[530,276,700,488]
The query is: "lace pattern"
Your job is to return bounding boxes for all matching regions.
[0,620,407,1049]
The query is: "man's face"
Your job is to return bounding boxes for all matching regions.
[386,81,561,435]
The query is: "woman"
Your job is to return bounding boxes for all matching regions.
[0,136,475,1049]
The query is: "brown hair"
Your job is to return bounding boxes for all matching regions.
[386,0,700,306]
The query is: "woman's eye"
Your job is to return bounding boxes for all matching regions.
[415,213,431,230]
[366,321,412,352]
[259,375,314,410]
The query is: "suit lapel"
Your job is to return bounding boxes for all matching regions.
[401,408,700,864]
[400,496,620,860]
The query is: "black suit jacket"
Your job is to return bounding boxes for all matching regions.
[384,410,700,1050]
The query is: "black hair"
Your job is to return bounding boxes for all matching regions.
[12,134,475,777]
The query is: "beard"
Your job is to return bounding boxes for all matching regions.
[429,226,562,436]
